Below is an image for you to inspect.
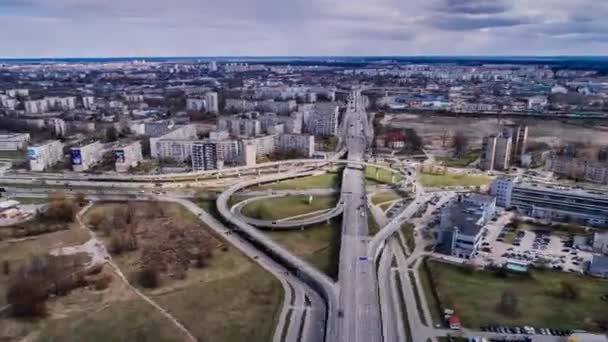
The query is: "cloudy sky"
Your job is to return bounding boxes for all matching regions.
[0,0,607,57]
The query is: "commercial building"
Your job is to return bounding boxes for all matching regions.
[0,133,30,151]
[70,140,103,172]
[27,140,64,171]
[438,194,496,258]
[114,141,143,173]
[491,177,608,226]
[275,134,315,157]
[587,255,608,278]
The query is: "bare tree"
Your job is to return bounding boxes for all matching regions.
[452,131,469,157]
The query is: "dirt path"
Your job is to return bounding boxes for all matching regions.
[52,202,198,342]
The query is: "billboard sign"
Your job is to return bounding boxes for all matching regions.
[115,150,125,164]
[27,148,37,160]
[71,149,82,165]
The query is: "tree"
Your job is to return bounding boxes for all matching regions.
[136,266,160,288]
[559,280,579,300]
[404,128,423,152]
[6,277,47,317]
[74,192,87,207]
[452,131,469,157]
[497,289,519,317]
[105,127,118,142]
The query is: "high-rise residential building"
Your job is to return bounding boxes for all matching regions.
[70,140,103,172]
[186,98,205,112]
[205,92,219,114]
[275,134,315,157]
[192,141,222,171]
[503,125,528,163]
[149,125,198,161]
[114,141,143,173]
[82,96,95,110]
[209,61,218,72]
[494,133,512,171]
[304,102,339,136]
[479,135,497,171]
[241,140,257,167]
[24,99,49,114]
[46,118,67,137]
[27,140,64,171]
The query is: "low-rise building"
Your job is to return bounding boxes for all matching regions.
[587,254,608,278]
[491,177,608,226]
[438,194,496,258]
[27,140,64,171]
[114,141,143,173]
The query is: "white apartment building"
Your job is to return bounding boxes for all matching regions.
[275,134,315,157]
[70,140,103,172]
[304,103,339,136]
[205,92,219,114]
[27,140,64,171]
[150,125,198,160]
[186,98,206,111]
[241,140,257,167]
[5,89,29,98]
[114,141,143,173]
[25,99,49,114]
[82,96,95,110]
[0,133,30,151]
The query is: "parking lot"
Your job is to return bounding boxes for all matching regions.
[476,212,593,273]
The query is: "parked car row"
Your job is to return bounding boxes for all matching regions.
[481,325,573,336]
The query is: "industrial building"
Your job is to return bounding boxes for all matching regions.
[114,141,143,173]
[27,140,64,171]
[0,133,30,151]
[70,140,103,172]
[491,177,608,226]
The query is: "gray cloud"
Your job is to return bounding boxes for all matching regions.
[0,0,607,57]
[438,0,509,14]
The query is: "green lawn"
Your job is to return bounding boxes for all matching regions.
[420,172,492,188]
[436,149,480,168]
[426,260,608,331]
[258,172,341,190]
[0,150,25,160]
[267,220,341,279]
[241,195,337,221]
[371,191,402,205]
[365,166,402,185]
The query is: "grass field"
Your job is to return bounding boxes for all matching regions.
[365,166,402,185]
[436,149,480,168]
[420,172,492,188]
[241,195,337,221]
[35,298,187,342]
[83,202,284,342]
[258,172,341,190]
[268,220,341,279]
[379,202,394,212]
[426,260,608,331]
[0,150,25,160]
[371,191,402,205]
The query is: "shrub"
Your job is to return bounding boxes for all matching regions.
[6,277,47,317]
[136,267,160,289]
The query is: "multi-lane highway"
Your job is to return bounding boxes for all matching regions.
[337,90,382,342]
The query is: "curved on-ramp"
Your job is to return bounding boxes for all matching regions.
[232,193,345,229]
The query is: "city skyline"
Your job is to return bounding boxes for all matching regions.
[1,0,607,58]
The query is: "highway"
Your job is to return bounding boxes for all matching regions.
[337,90,382,342]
